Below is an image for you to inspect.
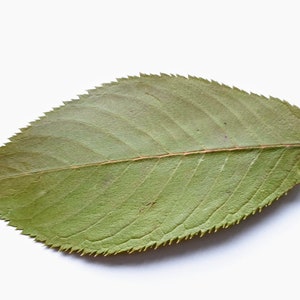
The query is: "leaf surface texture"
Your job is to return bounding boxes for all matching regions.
[0,75,299,255]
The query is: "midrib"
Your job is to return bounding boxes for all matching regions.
[2,143,300,180]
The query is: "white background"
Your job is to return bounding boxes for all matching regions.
[0,1,299,299]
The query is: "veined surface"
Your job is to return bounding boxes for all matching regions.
[0,75,299,255]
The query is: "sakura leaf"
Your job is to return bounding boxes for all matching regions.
[0,74,299,255]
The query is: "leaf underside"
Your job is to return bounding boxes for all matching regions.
[0,74,299,256]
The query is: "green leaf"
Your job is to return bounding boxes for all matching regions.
[0,74,299,255]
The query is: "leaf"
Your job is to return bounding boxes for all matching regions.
[0,74,299,255]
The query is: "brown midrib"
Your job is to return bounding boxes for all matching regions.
[2,143,300,180]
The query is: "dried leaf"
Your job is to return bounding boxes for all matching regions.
[0,74,299,255]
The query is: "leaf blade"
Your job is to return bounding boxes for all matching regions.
[0,75,299,255]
